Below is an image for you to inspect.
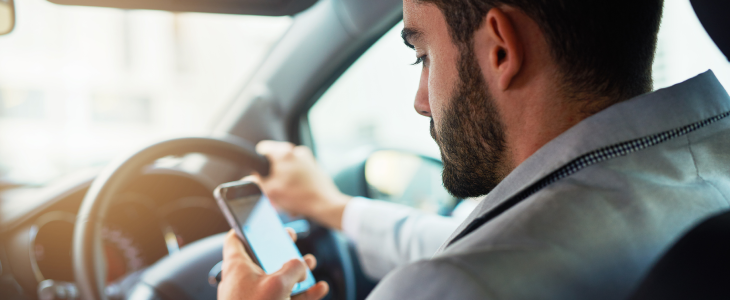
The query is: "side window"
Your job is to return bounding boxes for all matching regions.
[309,21,438,171]
[308,22,458,214]
[652,0,730,90]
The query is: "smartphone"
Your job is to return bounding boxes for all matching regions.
[214,181,316,295]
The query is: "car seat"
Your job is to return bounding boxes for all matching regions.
[628,210,730,299]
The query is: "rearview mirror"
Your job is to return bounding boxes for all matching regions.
[0,0,14,35]
[47,0,318,16]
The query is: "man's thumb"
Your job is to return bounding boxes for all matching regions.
[241,175,260,184]
[272,259,308,291]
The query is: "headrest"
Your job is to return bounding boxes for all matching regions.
[691,0,730,61]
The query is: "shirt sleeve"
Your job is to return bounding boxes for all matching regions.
[339,197,465,279]
[341,197,371,242]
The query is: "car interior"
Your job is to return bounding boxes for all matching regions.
[0,0,728,299]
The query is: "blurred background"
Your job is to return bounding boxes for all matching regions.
[0,0,728,189]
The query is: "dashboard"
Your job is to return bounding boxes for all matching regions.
[31,194,229,284]
[0,162,243,298]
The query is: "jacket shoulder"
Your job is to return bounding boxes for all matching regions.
[366,259,491,300]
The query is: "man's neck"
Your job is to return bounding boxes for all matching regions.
[499,84,601,170]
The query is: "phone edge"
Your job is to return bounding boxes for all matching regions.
[213,181,263,268]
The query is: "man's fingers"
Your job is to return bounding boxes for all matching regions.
[286,227,297,242]
[303,254,317,270]
[292,145,315,159]
[292,281,330,300]
[272,259,309,291]
[256,140,295,157]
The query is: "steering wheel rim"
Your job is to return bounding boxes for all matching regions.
[72,136,269,300]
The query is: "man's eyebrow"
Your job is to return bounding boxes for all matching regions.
[401,27,422,50]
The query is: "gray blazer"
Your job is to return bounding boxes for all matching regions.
[354,71,730,299]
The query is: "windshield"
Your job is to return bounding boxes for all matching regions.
[0,0,291,186]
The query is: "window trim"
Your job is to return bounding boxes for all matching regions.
[288,16,403,154]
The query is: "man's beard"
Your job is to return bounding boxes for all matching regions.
[430,47,510,199]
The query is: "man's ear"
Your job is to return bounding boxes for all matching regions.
[477,7,524,91]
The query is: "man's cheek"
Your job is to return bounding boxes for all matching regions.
[428,64,457,118]
[427,88,449,130]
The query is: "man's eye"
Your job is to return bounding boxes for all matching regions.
[412,55,427,66]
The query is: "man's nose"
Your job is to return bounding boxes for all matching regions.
[414,73,431,117]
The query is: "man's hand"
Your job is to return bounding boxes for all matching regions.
[246,141,351,230]
[218,229,329,300]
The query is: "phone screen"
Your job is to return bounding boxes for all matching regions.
[216,182,316,295]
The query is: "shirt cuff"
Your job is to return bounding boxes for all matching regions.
[341,197,371,242]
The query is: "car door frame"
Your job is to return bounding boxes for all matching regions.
[213,0,403,150]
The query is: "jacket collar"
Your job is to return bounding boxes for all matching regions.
[439,70,730,251]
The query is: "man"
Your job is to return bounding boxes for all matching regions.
[219,0,730,299]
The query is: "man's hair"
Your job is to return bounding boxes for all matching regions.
[420,0,664,110]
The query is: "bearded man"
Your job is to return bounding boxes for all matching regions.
[218,0,730,299]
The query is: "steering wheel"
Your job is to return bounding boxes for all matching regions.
[72,136,354,300]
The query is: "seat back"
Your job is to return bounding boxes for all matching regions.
[629,210,730,299]
[691,0,730,60]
